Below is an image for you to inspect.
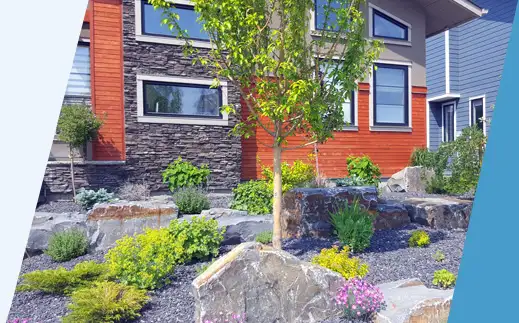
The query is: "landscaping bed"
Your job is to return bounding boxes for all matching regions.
[9,224,465,323]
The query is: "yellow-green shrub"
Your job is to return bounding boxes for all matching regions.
[408,230,431,248]
[17,261,111,295]
[105,228,183,290]
[261,160,316,193]
[432,269,457,289]
[311,246,369,280]
[62,281,149,323]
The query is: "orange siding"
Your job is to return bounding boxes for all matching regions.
[90,0,125,161]
[241,83,427,179]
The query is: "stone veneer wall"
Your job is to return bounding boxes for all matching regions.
[121,0,242,191]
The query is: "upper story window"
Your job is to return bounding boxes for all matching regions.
[470,97,484,131]
[373,63,409,126]
[141,1,209,41]
[65,44,91,99]
[372,8,409,41]
[143,81,222,118]
[319,60,356,126]
[314,0,340,31]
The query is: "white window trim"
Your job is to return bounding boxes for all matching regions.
[343,87,359,131]
[136,74,229,126]
[469,95,487,135]
[135,0,214,49]
[441,101,457,143]
[368,3,412,47]
[369,59,413,132]
[445,30,451,94]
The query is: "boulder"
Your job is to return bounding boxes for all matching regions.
[402,197,472,230]
[375,278,453,323]
[386,167,434,193]
[200,208,248,218]
[281,187,378,238]
[87,200,178,221]
[375,201,411,230]
[222,220,273,245]
[192,242,345,323]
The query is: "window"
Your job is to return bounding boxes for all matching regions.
[373,63,409,126]
[141,1,209,41]
[319,60,355,126]
[372,9,409,41]
[314,0,340,31]
[442,103,455,142]
[470,97,484,131]
[143,81,222,118]
[65,44,91,98]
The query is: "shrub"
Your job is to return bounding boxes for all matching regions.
[433,250,445,263]
[345,155,381,187]
[336,278,386,321]
[162,157,210,192]
[17,261,111,295]
[62,281,149,323]
[173,187,210,214]
[230,180,272,215]
[255,230,273,244]
[335,174,373,187]
[408,230,430,248]
[330,199,375,252]
[105,228,183,290]
[75,188,114,209]
[311,246,369,280]
[261,160,316,193]
[425,175,449,194]
[409,147,436,168]
[45,229,89,262]
[117,181,150,201]
[432,269,457,289]
[168,216,225,263]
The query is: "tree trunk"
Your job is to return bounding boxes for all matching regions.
[69,146,77,199]
[314,143,320,181]
[272,145,283,249]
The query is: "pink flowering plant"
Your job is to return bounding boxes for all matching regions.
[336,278,386,322]
[204,312,246,323]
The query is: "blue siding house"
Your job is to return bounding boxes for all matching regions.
[426,0,517,150]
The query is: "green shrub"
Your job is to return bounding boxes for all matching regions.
[255,230,273,244]
[345,155,381,187]
[311,246,369,280]
[261,160,316,193]
[330,199,375,252]
[62,281,149,323]
[408,230,430,248]
[230,180,272,215]
[409,147,436,168]
[433,250,445,263]
[432,269,457,289]
[335,174,373,187]
[425,175,449,194]
[173,187,210,214]
[17,261,111,295]
[168,216,225,263]
[162,157,210,192]
[45,229,89,262]
[75,188,115,209]
[105,228,182,290]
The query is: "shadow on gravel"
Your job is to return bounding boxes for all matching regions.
[365,225,448,254]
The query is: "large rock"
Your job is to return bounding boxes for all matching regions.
[375,201,411,230]
[87,200,178,220]
[200,208,248,218]
[281,187,378,238]
[402,197,472,230]
[386,167,434,193]
[375,278,453,323]
[192,242,345,323]
[222,220,273,246]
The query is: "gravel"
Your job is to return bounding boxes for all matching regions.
[9,224,465,323]
[35,201,83,214]
[379,191,474,202]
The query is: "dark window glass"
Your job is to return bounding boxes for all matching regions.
[443,104,455,142]
[142,2,209,41]
[374,64,408,126]
[143,82,221,118]
[315,0,340,31]
[471,98,484,130]
[373,9,408,40]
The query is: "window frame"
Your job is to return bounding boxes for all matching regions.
[368,4,412,46]
[313,0,339,32]
[142,80,223,119]
[372,9,409,41]
[469,95,486,134]
[136,75,230,126]
[372,62,410,127]
[441,101,457,143]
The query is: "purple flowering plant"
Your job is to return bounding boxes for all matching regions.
[204,312,246,323]
[336,278,386,322]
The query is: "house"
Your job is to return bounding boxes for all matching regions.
[42,0,486,197]
[426,0,516,150]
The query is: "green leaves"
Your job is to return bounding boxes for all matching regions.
[345,155,382,187]
[161,157,211,193]
[230,180,273,215]
[330,199,375,252]
[56,105,103,150]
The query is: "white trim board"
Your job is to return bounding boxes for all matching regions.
[445,30,450,94]
[427,93,461,102]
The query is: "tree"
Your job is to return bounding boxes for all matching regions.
[56,105,104,197]
[149,0,382,249]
